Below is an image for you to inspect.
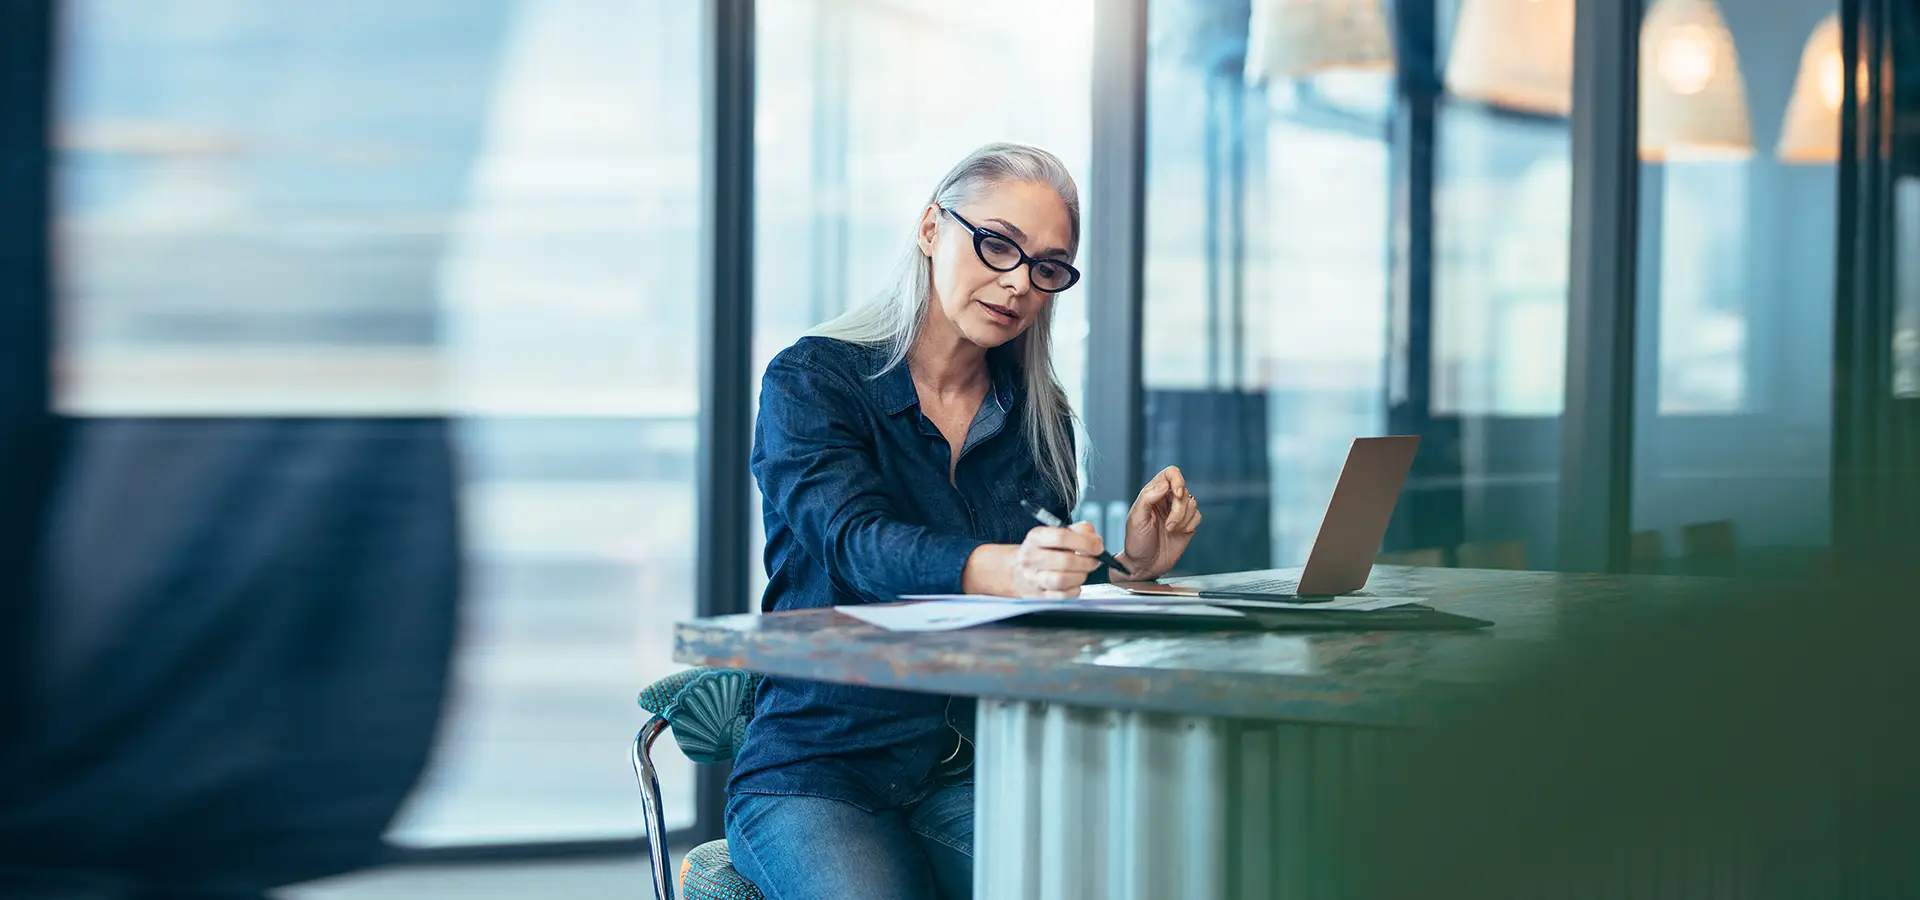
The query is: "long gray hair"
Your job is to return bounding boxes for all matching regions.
[808,142,1082,508]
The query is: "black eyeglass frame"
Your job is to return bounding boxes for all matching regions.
[938,205,1082,293]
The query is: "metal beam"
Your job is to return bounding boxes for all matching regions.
[1083,0,1149,516]
[0,0,57,747]
[1558,0,1642,573]
[694,0,754,845]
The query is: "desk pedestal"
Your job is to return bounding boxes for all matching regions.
[974,698,1391,900]
[974,699,1772,900]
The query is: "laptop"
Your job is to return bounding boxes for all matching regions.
[1120,435,1422,603]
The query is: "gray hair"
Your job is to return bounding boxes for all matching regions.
[808,142,1082,508]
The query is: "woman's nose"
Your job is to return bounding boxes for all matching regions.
[999,263,1033,295]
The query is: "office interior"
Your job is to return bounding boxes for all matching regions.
[1,0,1917,896]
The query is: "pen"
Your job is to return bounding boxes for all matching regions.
[1019,499,1132,577]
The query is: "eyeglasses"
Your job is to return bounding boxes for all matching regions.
[939,206,1081,293]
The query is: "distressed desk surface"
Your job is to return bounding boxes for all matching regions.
[673,566,1711,726]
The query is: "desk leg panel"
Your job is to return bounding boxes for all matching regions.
[975,699,1376,900]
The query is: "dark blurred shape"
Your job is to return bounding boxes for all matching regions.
[0,0,58,753]
[1376,547,1444,567]
[1144,388,1273,575]
[1454,539,1529,570]
[0,420,461,898]
[1344,562,1920,899]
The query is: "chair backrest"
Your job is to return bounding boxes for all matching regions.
[1456,540,1529,570]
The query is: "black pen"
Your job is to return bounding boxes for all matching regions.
[1020,499,1132,577]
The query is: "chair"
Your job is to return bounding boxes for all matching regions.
[1376,547,1445,567]
[1628,530,1664,570]
[634,667,765,900]
[1681,520,1737,558]
[1455,540,1529,570]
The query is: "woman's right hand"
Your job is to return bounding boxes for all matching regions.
[1007,522,1105,598]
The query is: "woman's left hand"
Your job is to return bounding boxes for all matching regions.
[1111,466,1202,582]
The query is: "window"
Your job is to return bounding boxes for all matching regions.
[57,0,703,845]
[751,0,1095,595]
[1431,106,1572,417]
[1141,0,1573,573]
[1629,0,1840,572]
[1895,177,1919,399]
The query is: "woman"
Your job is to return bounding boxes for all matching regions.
[729,142,1203,900]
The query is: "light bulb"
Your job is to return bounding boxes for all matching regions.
[1816,50,1844,110]
[1656,23,1717,95]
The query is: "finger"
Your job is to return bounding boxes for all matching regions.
[1046,525,1105,557]
[1168,491,1194,531]
[1182,510,1204,535]
[1018,544,1098,574]
[1178,496,1202,531]
[1025,526,1076,549]
[1135,478,1171,514]
[1033,567,1089,591]
[1162,466,1188,497]
[1029,547,1100,574]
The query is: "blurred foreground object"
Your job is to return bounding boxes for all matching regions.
[1344,561,1920,899]
[0,420,461,898]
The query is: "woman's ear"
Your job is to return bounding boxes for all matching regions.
[917,205,940,257]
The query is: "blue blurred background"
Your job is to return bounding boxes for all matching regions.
[6,0,1916,895]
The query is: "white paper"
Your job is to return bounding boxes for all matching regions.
[898,583,1156,606]
[838,600,1248,632]
[1207,595,1425,612]
[897,590,1425,613]
[838,601,1040,631]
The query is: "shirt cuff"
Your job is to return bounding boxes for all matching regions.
[918,532,990,597]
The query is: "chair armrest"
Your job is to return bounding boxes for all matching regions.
[637,668,762,764]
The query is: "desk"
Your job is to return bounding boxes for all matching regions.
[674,566,1702,899]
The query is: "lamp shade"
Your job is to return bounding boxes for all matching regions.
[1245,0,1394,86]
[1445,0,1575,116]
[1639,0,1753,162]
[1778,13,1844,164]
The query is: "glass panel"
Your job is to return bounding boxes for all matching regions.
[1896,177,1920,400]
[1630,0,1838,575]
[1141,0,1571,575]
[1424,87,1572,569]
[751,0,1095,597]
[56,0,703,844]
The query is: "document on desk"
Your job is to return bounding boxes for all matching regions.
[843,589,1429,631]
[898,589,1423,612]
[839,600,1248,632]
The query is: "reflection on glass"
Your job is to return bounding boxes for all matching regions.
[1432,109,1570,417]
[1631,0,1839,575]
[1142,0,1571,575]
[1778,13,1844,163]
[751,0,1095,595]
[1652,164,1749,414]
[1896,178,1920,399]
[1639,0,1754,161]
[1245,0,1395,84]
[1444,0,1574,116]
[57,0,702,844]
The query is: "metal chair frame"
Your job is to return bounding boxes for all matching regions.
[632,715,678,900]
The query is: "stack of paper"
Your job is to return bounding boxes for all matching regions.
[836,585,1424,632]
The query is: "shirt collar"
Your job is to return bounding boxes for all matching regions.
[869,345,1021,417]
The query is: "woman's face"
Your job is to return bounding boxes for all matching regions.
[918,179,1074,351]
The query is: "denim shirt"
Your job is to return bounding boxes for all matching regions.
[730,336,1074,811]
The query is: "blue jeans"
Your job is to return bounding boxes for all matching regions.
[725,784,973,900]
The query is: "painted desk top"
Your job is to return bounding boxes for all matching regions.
[673,566,1711,726]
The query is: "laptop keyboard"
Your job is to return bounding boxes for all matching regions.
[1209,577,1300,593]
